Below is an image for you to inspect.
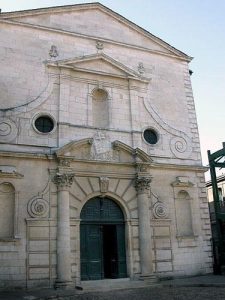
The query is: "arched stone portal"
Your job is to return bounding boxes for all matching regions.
[80,197,127,280]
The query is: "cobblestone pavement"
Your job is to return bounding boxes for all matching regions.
[2,286,225,300]
[1,275,225,300]
[70,286,225,300]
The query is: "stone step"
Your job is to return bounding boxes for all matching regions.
[79,277,159,292]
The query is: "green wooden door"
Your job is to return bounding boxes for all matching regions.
[116,224,127,278]
[80,224,103,280]
[80,197,127,280]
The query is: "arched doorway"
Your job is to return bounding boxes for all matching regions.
[80,197,127,280]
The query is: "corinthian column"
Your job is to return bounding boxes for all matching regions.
[54,172,74,289]
[135,174,154,278]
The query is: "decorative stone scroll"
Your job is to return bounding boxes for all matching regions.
[0,118,18,142]
[151,191,169,219]
[143,96,192,159]
[170,136,192,159]
[135,175,152,194]
[27,197,49,218]
[152,201,168,219]
[99,177,109,193]
[53,173,75,189]
[138,62,145,75]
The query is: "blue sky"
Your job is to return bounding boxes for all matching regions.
[0,0,224,169]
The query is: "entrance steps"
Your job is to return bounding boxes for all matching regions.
[80,277,158,292]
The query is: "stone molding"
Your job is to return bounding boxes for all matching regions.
[47,52,149,82]
[53,172,75,190]
[171,176,194,187]
[0,73,57,117]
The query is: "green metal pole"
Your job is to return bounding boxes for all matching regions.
[208,150,222,271]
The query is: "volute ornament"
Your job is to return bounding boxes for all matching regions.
[27,197,49,218]
[0,118,18,142]
[152,201,168,219]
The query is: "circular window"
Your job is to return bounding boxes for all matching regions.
[143,128,158,145]
[34,115,54,133]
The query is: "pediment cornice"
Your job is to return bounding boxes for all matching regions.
[55,138,153,164]
[46,53,150,82]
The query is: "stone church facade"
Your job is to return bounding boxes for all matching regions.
[0,3,212,289]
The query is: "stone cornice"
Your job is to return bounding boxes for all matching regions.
[0,171,23,179]
[47,53,150,83]
[0,150,207,172]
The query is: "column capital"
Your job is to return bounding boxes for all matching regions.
[135,174,152,194]
[53,172,75,190]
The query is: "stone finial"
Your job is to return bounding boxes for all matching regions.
[53,173,75,189]
[96,40,104,50]
[135,175,152,194]
[138,62,145,75]
[49,45,58,58]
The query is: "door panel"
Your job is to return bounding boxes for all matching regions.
[116,224,127,278]
[80,224,102,280]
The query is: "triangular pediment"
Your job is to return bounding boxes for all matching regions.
[55,138,152,164]
[47,53,148,81]
[0,3,191,60]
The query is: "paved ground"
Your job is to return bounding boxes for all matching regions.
[69,286,225,300]
[1,275,225,300]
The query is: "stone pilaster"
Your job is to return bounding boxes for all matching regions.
[135,174,154,279]
[53,172,75,289]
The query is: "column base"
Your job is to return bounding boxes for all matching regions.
[139,274,158,284]
[54,280,74,290]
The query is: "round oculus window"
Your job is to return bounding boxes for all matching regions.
[34,116,54,133]
[143,129,158,145]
